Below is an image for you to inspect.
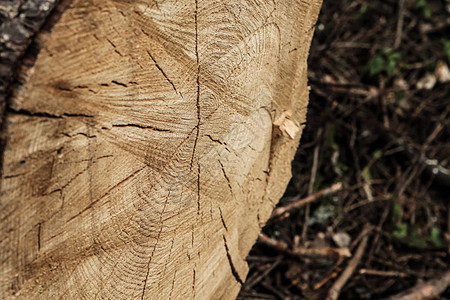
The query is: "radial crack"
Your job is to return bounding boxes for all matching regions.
[146,50,183,99]
[112,123,173,132]
[141,191,170,299]
[222,235,244,285]
[218,160,233,196]
[197,162,201,215]
[191,0,202,216]
[7,107,93,119]
[37,223,42,251]
[218,207,228,232]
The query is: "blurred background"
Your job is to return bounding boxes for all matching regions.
[239,0,450,299]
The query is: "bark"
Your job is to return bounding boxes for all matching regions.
[0,0,322,299]
[0,0,60,125]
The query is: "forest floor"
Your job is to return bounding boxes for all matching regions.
[239,0,450,299]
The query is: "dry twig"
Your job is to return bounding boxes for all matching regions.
[258,233,351,259]
[394,0,406,49]
[270,182,343,220]
[359,268,408,278]
[326,231,369,300]
[243,257,283,291]
[385,270,450,300]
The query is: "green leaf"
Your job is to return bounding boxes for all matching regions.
[386,60,397,75]
[359,3,370,15]
[443,39,450,63]
[429,227,443,247]
[386,52,401,75]
[391,201,401,223]
[369,49,401,76]
[408,228,427,248]
[352,3,371,21]
[393,223,408,239]
[380,48,393,56]
[362,165,372,181]
[369,55,385,76]
[337,162,349,172]
[372,149,383,160]
[414,0,431,19]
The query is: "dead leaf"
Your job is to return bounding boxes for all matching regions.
[435,60,450,83]
[416,73,437,90]
[332,232,351,248]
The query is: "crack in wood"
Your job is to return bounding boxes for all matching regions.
[63,132,97,139]
[45,164,90,196]
[218,159,233,196]
[169,270,177,299]
[196,162,201,215]
[67,165,146,224]
[44,155,112,196]
[87,123,205,298]
[37,222,42,252]
[106,38,123,56]
[218,206,228,232]
[146,50,183,99]
[192,0,202,216]
[111,80,128,87]
[141,190,170,299]
[192,268,196,298]
[222,235,244,285]
[112,123,173,133]
[8,107,94,119]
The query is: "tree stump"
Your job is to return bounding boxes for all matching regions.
[0,0,322,298]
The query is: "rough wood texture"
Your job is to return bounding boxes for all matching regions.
[0,0,322,299]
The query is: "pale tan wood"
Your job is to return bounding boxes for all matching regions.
[0,0,322,299]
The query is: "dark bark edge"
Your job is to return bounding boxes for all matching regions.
[0,0,72,183]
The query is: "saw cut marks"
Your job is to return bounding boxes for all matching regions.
[0,0,322,299]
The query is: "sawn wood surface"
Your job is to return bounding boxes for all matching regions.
[0,0,322,298]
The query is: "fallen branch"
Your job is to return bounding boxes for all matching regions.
[270,182,343,219]
[394,0,406,49]
[384,270,450,300]
[313,258,345,291]
[258,233,351,259]
[359,268,408,278]
[326,232,369,300]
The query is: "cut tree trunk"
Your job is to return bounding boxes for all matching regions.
[0,0,322,299]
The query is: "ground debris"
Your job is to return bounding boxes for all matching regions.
[239,0,450,298]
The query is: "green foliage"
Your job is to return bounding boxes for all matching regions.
[391,201,401,223]
[352,3,371,21]
[324,124,337,151]
[443,39,450,63]
[372,149,382,160]
[369,56,385,76]
[407,227,427,248]
[392,222,427,248]
[392,222,408,239]
[429,226,443,247]
[391,201,443,248]
[361,165,372,181]
[369,48,401,77]
[337,162,349,173]
[414,0,431,19]
[361,150,382,182]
